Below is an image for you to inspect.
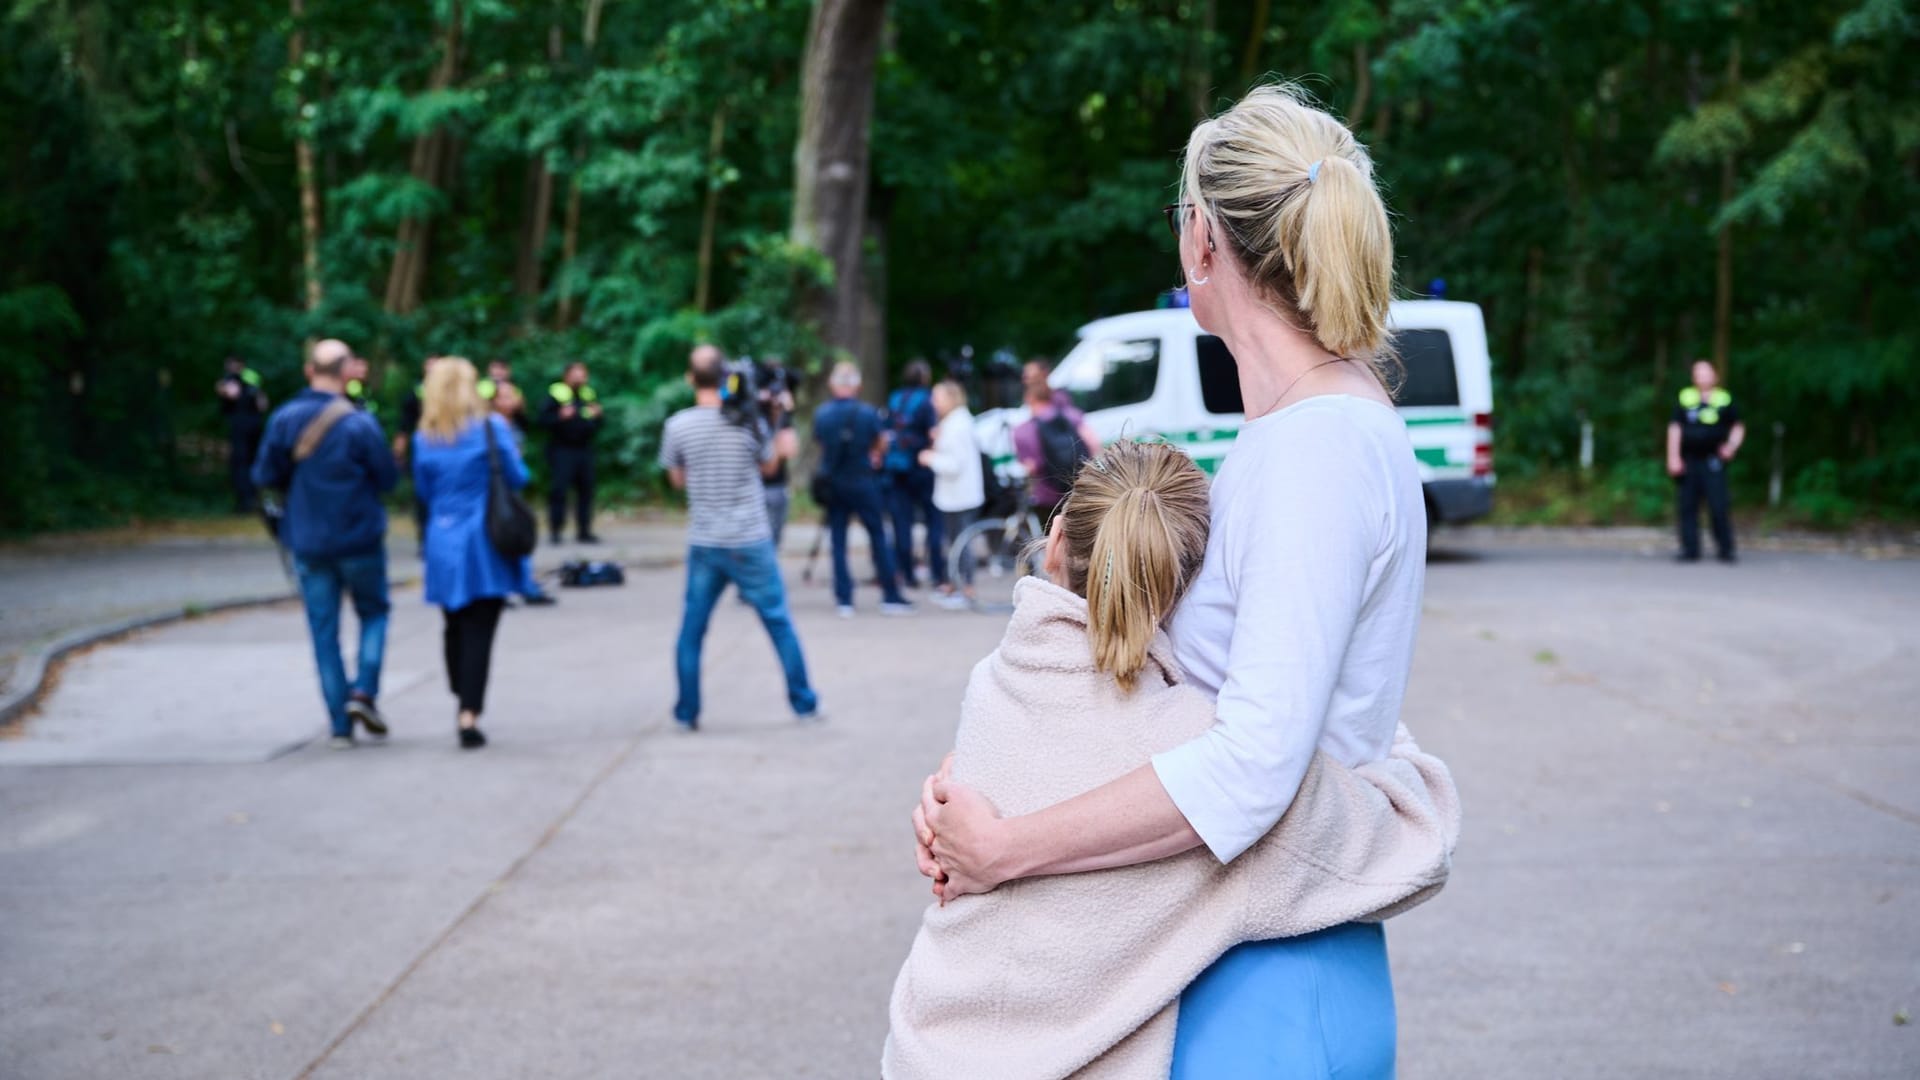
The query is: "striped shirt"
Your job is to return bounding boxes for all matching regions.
[659,405,774,548]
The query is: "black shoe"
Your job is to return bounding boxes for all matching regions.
[346,694,388,737]
[1717,553,1738,564]
[525,591,558,606]
[550,533,565,546]
[577,533,602,545]
[1674,553,1701,563]
[458,725,486,750]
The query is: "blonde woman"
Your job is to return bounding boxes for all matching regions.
[413,357,530,749]
[916,85,1436,1074]
[884,441,1454,1077]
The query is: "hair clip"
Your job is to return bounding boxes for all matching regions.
[1307,160,1323,185]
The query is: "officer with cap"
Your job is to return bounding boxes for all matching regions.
[1667,358,1745,563]
[215,356,269,512]
[538,360,603,544]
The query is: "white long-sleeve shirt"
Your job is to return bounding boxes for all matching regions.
[1152,395,1427,862]
[926,407,985,513]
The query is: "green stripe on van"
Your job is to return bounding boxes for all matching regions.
[1402,415,1470,427]
[1414,446,1451,467]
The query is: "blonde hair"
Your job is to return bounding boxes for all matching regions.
[1054,440,1212,693]
[1181,84,1396,381]
[419,356,489,443]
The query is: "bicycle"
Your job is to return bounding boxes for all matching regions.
[946,473,1046,611]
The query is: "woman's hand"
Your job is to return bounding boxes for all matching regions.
[927,776,1013,902]
[913,754,955,894]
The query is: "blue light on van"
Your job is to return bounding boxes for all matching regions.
[1158,287,1192,309]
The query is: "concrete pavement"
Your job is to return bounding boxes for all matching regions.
[1,537,1915,1078]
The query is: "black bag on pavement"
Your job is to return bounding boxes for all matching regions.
[484,419,538,559]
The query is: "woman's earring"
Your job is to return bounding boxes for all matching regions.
[1186,266,1210,286]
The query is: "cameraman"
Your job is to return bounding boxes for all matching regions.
[755,354,797,549]
[658,345,818,731]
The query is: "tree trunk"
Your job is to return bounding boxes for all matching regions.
[1238,0,1271,89]
[383,0,463,316]
[1711,29,1741,379]
[1347,41,1372,131]
[513,20,564,328]
[554,0,606,331]
[789,0,888,380]
[858,192,891,392]
[290,0,322,311]
[694,104,729,312]
[1187,0,1216,121]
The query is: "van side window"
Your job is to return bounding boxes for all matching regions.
[1059,338,1160,412]
[1198,335,1242,415]
[1391,329,1460,407]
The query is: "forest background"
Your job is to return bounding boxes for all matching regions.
[2,0,1915,533]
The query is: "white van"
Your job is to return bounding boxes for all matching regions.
[979,299,1495,525]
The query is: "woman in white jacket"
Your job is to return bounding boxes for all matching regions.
[915,84,1435,1076]
[918,380,984,610]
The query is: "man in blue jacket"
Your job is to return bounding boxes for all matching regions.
[253,338,399,749]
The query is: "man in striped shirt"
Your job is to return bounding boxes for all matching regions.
[659,346,818,731]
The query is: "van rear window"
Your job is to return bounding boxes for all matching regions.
[1392,329,1460,407]
[1198,335,1242,415]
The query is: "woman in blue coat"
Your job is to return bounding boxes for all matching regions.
[413,357,529,749]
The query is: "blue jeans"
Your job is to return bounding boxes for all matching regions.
[675,543,818,724]
[1171,923,1396,1079]
[887,469,944,586]
[293,550,391,738]
[826,484,905,607]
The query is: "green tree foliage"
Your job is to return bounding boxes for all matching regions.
[1,0,1914,531]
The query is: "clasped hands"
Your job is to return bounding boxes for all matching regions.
[911,753,1010,904]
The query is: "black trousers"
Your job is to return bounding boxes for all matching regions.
[548,445,596,538]
[442,597,505,715]
[228,422,262,511]
[1677,456,1735,559]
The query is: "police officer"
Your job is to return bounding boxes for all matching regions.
[538,360,603,544]
[343,352,375,414]
[1667,358,1745,563]
[215,356,269,512]
[479,358,527,431]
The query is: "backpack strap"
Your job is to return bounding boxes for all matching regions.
[293,397,357,462]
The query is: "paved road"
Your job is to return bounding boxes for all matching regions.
[0,538,1914,1078]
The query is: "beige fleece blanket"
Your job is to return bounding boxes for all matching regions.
[883,578,1461,1080]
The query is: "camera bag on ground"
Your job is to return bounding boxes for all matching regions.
[484,418,538,559]
[559,559,625,588]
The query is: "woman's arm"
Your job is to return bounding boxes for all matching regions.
[925,763,1201,899]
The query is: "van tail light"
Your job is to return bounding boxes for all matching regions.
[1472,412,1494,477]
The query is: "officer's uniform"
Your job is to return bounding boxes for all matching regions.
[218,367,267,511]
[345,378,376,415]
[538,380,602,542]
[1672,385,1739,561]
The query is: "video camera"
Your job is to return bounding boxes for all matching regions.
[719,355,792,428]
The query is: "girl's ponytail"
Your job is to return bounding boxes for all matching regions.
[1056,442,1212,692]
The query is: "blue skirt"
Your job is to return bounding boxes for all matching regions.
[1170,923,1396,1080]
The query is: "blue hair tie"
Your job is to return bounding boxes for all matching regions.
[1308,160,1322,185]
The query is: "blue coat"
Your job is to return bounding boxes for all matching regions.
[414,414,530,611]
[252,389,397,559]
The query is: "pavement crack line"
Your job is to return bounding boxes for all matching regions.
[290,730,649,1080]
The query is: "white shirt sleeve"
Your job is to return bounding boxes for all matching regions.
[1151,426,1380,863]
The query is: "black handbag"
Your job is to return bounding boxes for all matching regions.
[484,419,538,558]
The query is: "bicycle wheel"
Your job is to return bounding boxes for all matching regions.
[948,514,1045,612]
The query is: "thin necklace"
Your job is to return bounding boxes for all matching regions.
[1251,356,1350,420]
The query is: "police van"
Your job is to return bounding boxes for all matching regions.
[981,299,1495,526]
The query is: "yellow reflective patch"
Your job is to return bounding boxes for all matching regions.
[1708,389,1731,408]
[580,386,597,403]
[477,379,496,400]
[1699,407,1720,425]
[549,383,574,404]
[1678,387,1701,408]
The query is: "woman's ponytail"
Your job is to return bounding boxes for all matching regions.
[1289,154,1394,362]
[1056,442,1212,693]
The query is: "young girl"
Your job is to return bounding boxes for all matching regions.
[919,380,984,610]
[884,440,1458,1078]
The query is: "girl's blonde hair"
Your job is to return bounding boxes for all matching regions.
[419,356,488,443]
[1054,440,1212,692]
[1181,84,1396,383]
